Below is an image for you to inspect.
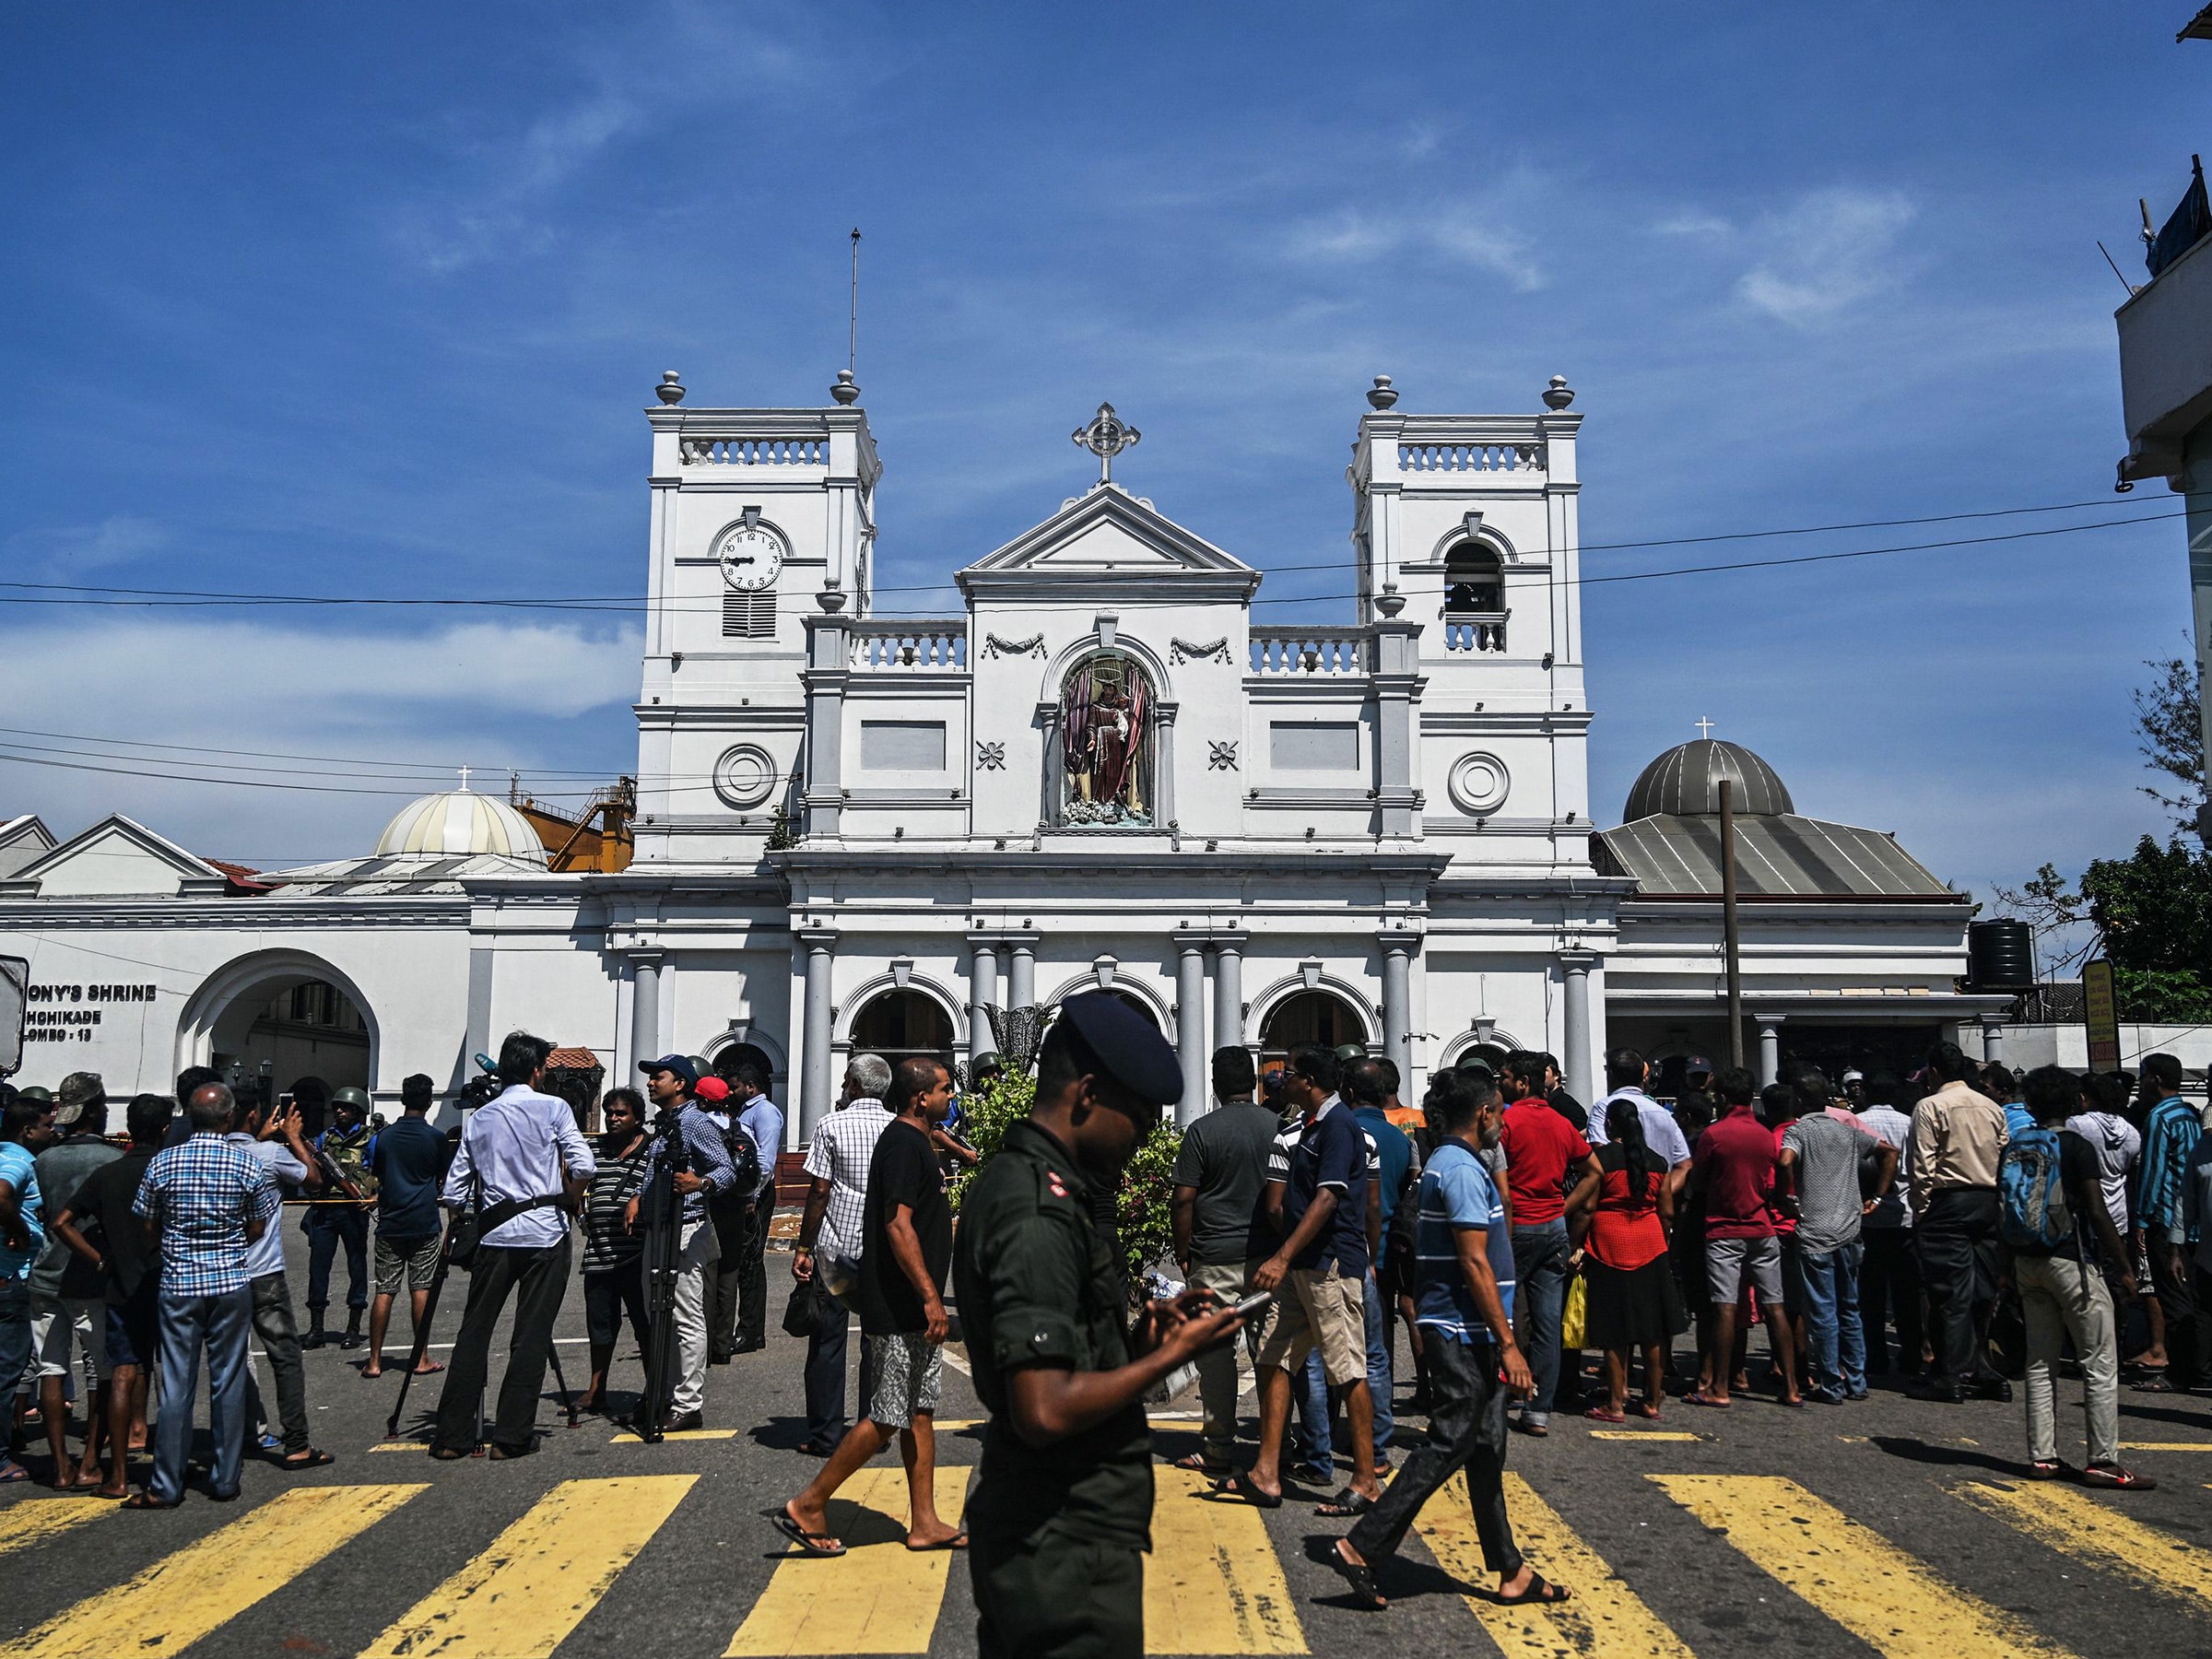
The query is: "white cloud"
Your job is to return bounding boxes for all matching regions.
[8,515,170,576]
[1283,200,1544,291]
[1735,187,1919,325]
[0,616,641,864]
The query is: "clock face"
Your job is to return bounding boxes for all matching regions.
[718,526,784,592]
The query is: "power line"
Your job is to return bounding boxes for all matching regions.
[0,497,2182,612]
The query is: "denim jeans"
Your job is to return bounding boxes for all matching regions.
[1797,1241,1866,1395]
[152,1287,253,1503]
[305,1206,370,1313]
[1511,1220,1571,1424]
[0,1279,33,1430]
[1294,1348,1332,1474]
[1361,1269,1395,1450]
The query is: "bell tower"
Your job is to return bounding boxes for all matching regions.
[632,371,879,865]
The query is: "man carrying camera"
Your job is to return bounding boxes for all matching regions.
[429,1033,596,1460]
[634,1054,739,1433]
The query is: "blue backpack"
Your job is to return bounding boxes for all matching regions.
[1998,1126,2072,1251]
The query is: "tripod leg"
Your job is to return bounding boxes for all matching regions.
[546,1340,577,1430]
[385,1251,452,1441]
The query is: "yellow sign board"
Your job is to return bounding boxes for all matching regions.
[2082,958,2120,1070]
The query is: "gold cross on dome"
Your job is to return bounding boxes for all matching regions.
[1073,403,1141,484]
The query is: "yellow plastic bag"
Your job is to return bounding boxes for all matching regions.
[1559,1273,1588,1351]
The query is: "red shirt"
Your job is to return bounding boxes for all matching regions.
[1590,1151,1668,1271]
[1499,1099,1591,1226]
[1695,1106,1779,1241]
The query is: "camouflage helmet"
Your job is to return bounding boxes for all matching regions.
[330,1086,373,1114]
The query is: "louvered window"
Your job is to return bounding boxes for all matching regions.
[723,591,776,639]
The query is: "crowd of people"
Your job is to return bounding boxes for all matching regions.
[6,1017,2210,1651]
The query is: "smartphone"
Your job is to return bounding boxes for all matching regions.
[1230,1291,1276,1320]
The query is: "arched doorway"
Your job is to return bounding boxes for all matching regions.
[849,989,956,1067]
[1261,990,1369,1057]
[180,952,376,1135]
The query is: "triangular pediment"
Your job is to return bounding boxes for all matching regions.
[8,814,230,898]
[957,485,1261,600]
[0,815,57,880]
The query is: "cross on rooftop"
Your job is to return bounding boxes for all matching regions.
[458,766,472,792]
[1694,717,1715,740]
[1073,403,1141,485]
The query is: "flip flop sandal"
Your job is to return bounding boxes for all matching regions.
[121,1490,180,1509]
[1494,1571,1571,1606]
[1328,1541,1386,1610]
[279,1449,335,1470]
[1685,1392,1731,1409]
[903,1530,968,1552]
[1583,1407,1628,1424]
[1208,1471,1283,1510]
[1171,1453,1232,1476]
[2131,1375,2178,1393]
[1315,1488,1377,1518]
[764,1507,847,1557]
[0,1462,30,1485]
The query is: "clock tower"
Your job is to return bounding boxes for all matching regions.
[632,372,879,865]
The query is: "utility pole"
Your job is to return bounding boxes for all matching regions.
[1722,776,1744,1070]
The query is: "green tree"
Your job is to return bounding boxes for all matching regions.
[948,1070,1182,1299]
[2079,834,2212,1020]
[2132,654,2205,833]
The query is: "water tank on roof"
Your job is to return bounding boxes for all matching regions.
[1967,919,2035,991]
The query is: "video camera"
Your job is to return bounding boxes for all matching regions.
[457,1052,503,1112]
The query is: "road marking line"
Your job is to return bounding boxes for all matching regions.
[0,1497,116,1559]
[371,1441,430,1453]
[2117,1441,2212,1451]
[360,1474,696,1659]
[1413,1472,1695,1658]
[608,1429,739,1443]
[727,1465,971,1655]
[0,1482,425,1659]
[1960,1479,2212,1613]
[1651,1475,2077,1658]
[1588,1430,1701,1441]
[1146,1466,1307,1653]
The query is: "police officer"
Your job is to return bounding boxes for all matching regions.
[954,992,1246,1659]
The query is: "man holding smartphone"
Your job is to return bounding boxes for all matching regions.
[1327,1070,1569,1612]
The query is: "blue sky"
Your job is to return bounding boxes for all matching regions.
[0,2,2203,899]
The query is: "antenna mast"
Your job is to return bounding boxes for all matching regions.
[849,227,862,372]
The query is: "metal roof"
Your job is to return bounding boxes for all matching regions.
[1623,739,1794,819]
[1594,812,1953,900]
[254,852,550,896]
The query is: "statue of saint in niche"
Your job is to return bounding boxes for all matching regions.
[1059,654,1151,825]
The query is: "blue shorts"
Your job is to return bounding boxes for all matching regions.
[105,1288,159,1371]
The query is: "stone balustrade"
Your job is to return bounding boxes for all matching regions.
[679,436,830,465]
[1397,440,1544,473]
[848,620,968,670]
[1250,627,1371,676]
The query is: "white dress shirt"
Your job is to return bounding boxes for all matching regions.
[229,1133,309,1281]
[442,1085,597,1249]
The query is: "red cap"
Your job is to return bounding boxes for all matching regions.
[692,1076,732,1104]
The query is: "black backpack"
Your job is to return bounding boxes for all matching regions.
[715,1117,762,1203]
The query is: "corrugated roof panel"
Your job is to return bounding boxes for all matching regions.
[1596,813,1950,899]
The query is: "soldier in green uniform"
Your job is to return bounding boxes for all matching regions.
[303,1084,377,1349]
[955,992,1248,1659]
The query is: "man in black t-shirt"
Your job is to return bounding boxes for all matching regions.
[769,1056,964,1555]
[362,1076,452,1379]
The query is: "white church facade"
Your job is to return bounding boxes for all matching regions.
[0,376,2007,1139]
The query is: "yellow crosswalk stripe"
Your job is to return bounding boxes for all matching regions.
[1960,1478,2212,1614]
[1588,1430,1700,1441]
[1651,1475,2078,1659]
[0,1482,425,1659]
[608,1429,739,1443]
[1145,1467,1307,1653]
[727,1465,971,1655]
[0,1497,116,1559]
[360,1474,696,1658]
[1414,1471,1696,1657]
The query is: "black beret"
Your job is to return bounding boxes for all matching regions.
[1060,992,1184,1108]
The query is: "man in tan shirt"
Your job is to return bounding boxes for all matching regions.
[1908,1043,2010,1404]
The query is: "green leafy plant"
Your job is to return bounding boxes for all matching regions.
[950,1069,1184,1300]
[2081,834,2212,1020]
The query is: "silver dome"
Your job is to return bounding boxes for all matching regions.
[1623,739,1794,820]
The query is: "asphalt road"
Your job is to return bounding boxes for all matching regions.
[4,1218,2210,1659]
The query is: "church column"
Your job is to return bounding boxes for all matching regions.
[970,940,1000,1065]
[1212,940,1244,1053]
[1755,1014,1785,1088]
[1008,939,1036,1010]
[801,595,851,838]
[1980,1013,2006,1065]
[1377,932,1415,1079]
[629,952,664,1073]
[799,931,836,1136]
[1175,938,1208,1126]
[1152,701,1178,830]
[1559,950,1597,1107]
